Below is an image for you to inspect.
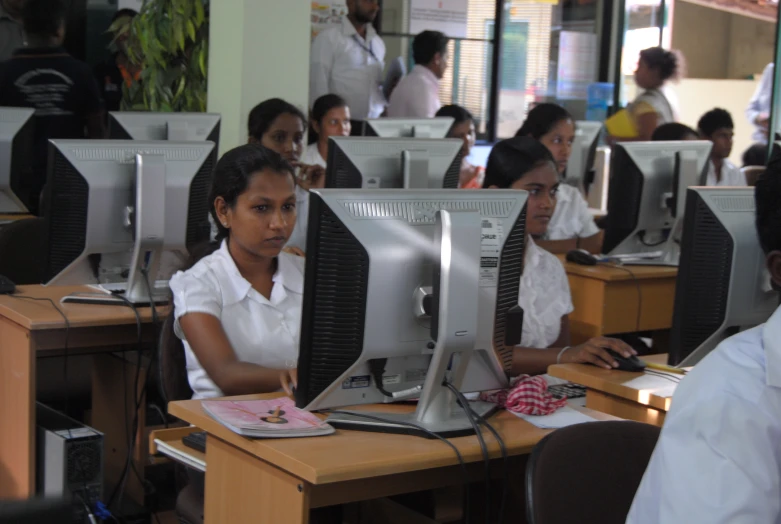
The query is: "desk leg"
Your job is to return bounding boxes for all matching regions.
[0,318,35,497]
[205,436,310,523]
[586,390,666,426]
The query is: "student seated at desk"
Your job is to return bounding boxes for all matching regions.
[247,98,325,253]
[436,104,484,188]
[302,94,352,168]
[697,108,746,187]
[169,144,300,400]
[627,170,781,523]
[483,137,636,374]
[515,104,602,254]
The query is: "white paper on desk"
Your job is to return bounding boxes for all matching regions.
[622,375,678,398]
[512,406,597,429]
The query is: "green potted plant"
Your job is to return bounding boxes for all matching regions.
[110,0,209,112]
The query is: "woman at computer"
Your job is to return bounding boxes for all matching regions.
[515,103,602,254]
[169,144,301,400]
[247,98,325,253]
[302,94,352,168]
[483,137,636,374]
[435,104,484,188]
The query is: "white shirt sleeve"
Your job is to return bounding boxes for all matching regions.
[627,389,781,524]
[746,63,773,127]
[169,269,223,340]
[572,189,600,238]
[309,31,334,109]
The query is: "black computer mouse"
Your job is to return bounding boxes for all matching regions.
[566,249,598,266]
[605,349,646,372]
[0,274,16,295]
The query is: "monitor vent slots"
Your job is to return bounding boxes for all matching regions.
[442,150,462,189]
[69,146,207,162]
[186,156,215,249]
[493,207,526,372]
[341,199,518,222]
[714,196,755,212]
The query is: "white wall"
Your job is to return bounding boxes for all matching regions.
[207,0,311,154]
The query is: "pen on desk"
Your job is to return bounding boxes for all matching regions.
[644,361,687,375]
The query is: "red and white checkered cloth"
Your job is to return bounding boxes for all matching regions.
[480,375,567,415]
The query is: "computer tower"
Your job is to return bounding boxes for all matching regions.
[36,403,104,524]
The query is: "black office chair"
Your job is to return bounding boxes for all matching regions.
[158,311,202,524]
[525,421,661,524]
[0,217,47,284]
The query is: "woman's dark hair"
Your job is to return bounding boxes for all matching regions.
[743,143,769,167]
[311,94,348,126]
[436,104,474,125]
[697,108,734,138]
[515,103,572,140]
[412,30,449,65]
[247,98,307,141]
[209,144,295,241]
[23,0,66,37]
[639,47,684,82]
[482,136,556,189]
[651,123,698,141]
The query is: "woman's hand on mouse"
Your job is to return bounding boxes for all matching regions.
[560,337,638,370]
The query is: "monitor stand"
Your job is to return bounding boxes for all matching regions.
[326,209,500,438]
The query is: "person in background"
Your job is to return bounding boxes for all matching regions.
[310,0,385,126]
[0,0,104,214]
[387,30,448,118]
[302,94,351,168]
[651,122,698,141]
[746,63,773,145]
[698,108,746,187]
[482,137,636,374]
[515,103,602,254]
[743,143,768,167]
[93,8,139,114]
[247,98,324,254]
[435,104,483,188]
[626,167,781,524]
[0,0,24,62]
[629,47,683,141]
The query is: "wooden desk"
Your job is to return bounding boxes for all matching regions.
[562,259,678,344]
[548,354,673,426]
[0,285,161,498]
[0,213,33,225]
[170,394,617,523]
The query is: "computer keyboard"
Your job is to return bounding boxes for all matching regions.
[547,383,587,400]
[182,431,207,453]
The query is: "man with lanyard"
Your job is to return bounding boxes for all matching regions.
[0,0,25,61]
[310,0,386,133]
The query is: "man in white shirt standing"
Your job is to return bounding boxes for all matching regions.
[387,30,448,118]
[698,108,746,187]
[309,0,386,125]
[627,170,781,524]
[746,63,773,145]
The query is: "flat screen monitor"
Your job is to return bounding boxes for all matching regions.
[0,107,35,214]
[668,187,777,366]
[296,189,527,437]
[362,117,454,138]
[564,121,602,192]
[602,140,712,265]
[326,137,463,190]
[43,140,215,304]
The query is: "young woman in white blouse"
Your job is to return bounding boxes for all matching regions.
[169,144,301,399]
[483,137,636,374]
[516,104,603,254]
[302,94,352,168]
[247,98,325,253]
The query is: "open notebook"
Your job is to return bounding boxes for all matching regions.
[202,397,335,438]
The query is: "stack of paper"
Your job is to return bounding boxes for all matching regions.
[512,406,598,429]
[623,375,678,398]
[202,397,335,438]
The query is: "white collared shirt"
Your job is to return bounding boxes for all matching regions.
[705,158,746,187]
[519,237,574,349]
[545,184,600,241]
[746,63,773,144]
[301,142,326,168]
[387,65,442,118]
[627,305,781,524]
[309,18,386,120]
[169,240,305,400]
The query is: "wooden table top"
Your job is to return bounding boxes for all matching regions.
[560,257,679,282]
[548,354,674,412]
[0,213,34,222]
[0,285,166,330]
[169,393,618,486]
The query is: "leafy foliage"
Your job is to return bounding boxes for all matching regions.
[111,0,209,112]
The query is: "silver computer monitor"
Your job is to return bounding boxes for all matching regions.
[564,121,602,192]
[296,189,528,437]
[0,108,35,214]
[602,140,712,265]
[108,112,221,146]
[363,117,454,139]
[326,137,463,190]
[669,187,777,366]
[43,140,216,304]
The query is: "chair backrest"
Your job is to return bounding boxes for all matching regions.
[525,421,661,524]
[0,217,47,284]
[742,166,765,187]
[158,310,193,407]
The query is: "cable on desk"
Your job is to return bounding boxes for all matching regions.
[325,409,471,524]
[643,369,681,384]
[599,262,642,333]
